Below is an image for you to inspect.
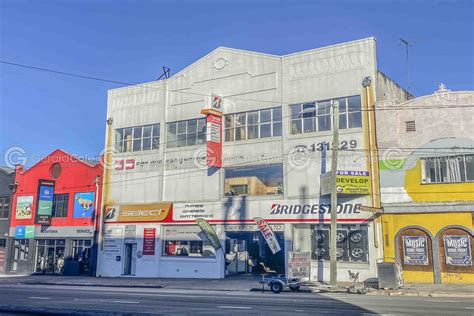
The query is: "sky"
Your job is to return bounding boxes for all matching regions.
[0,0,473,167]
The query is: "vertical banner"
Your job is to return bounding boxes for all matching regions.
[444,235,472,266]
[143,228,156,255]
[206,114,222,167]
[36,179,55,225]
[196,218,222,250]
[253,217,281,254]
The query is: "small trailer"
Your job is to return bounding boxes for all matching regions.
[259,274,304,294]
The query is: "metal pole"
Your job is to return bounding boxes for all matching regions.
[330,100,339,286]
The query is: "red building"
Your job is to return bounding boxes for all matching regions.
[8,149,102,275]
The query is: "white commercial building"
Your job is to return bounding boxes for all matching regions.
[96,38,410,281]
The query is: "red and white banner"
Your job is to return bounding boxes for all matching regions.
[206,114,222,167]
[143,228,156,255]
[253,217,281,254]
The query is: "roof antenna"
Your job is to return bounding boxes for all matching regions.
[157,66,170,80]
[399,38,413,93]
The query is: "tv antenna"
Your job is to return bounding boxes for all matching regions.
[157,66,171,80]
[399,38,413,93]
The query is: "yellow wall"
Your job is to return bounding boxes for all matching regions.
[382,212,473,284]
[405,160,474,202]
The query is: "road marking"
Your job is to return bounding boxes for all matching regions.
[465,307,474,310]
[424,300,460,303]
[217,306,251,310]
[113,300,140,304]
[295,309,304,312]
[28,297,51,300]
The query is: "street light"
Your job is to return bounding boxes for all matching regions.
[299,100,339,286]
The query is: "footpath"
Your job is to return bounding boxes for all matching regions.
[1,274,473,298]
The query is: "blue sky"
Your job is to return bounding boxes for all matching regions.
[0,0,472,166]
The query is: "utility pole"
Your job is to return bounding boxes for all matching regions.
[330,100,339,286]
[399,38,412,93]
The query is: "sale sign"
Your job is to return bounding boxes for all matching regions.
[253,217,281,254]
[206,114,222,167]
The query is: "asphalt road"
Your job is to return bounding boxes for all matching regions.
[0,284,472,315]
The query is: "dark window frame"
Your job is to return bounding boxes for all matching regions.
[52,193,69,218]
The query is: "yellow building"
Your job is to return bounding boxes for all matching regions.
[376,86,474,284]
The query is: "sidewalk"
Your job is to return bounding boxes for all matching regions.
[1,274,473,298]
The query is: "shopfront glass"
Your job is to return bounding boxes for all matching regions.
[72,239,92,274]
[35,239,66,274]
[162,226,216,258]
[11,239,30,272]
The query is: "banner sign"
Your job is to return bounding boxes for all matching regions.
[288,252,311,279]
[321,170,371,195]
[444,235,472,266]
[124,225,137,244]
[73,192,95,218]
[403,236,429,265]
[174,203,213,221]
[206,114,222,168]
[103,228,123,256]
[253,217,281,254]
[15,195,33,219]
[196,218,222,250]
[114,203,172,222]
[36,180,55,225]
[143,228,156,255]
[15,225,35,239]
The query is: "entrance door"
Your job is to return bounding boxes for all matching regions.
[123,243,136,276]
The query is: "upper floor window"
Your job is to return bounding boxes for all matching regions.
[225,107,282,142]
[422,154,474,184]
[167,118,206,148]
[115,124,160,153]
[52,194,69,218]
[290,95,362,134]
[224,164,284,196]
[0,196,10,219]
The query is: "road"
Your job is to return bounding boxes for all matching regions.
[0,284,472,315]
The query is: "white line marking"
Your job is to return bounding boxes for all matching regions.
[295,309,305,312]
[424,300,460,303]
[113,300,140,304]
[28,297,51,300]
[465,307,474,310]
[217,306,252,310]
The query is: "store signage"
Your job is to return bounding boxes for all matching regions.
[15,226,25,238]
[224,224,284,232]
[73,192,95,218]
[36,179,55,225]
[173,203,213,221]
[320,170,371,195]
[15,195,33,219]
[444,235,472,266]
[124,225,137,244]
[205,114,222,168]
[103,228,123,255]
[196,218,222,250]
[403,236,429,265]
[211,94,223,111]
[253,217,281,254]
[288,252,311,279]
[14,225,35,239]
[269,203,362,215]
[115,203,172,222]
[25,225,35,238]
[143,228,156,255]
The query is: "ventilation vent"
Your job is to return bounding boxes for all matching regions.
[405,121,416,132]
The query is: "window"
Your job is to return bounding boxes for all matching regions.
[72,240,92,273]
[312,224,369,263]
[0,196,10,219]
[52,194,69,218]
[0,239,6,247]
[115,123,160,153]
[167,118,206,148]
[11,239,30,271]
[405,121,416,132]
[224,164,284,196]
[422,154,474,183]
[290,95,362,135]
[224,107,282,142]
[162,226,216,258]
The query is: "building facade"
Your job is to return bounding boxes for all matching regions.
[0,167,15,274]
[97,38,409,281]
[8,150,102,275]
[377,86,474,284]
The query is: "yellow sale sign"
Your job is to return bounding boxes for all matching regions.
[335,170,371,195]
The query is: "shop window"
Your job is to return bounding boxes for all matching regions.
[422,154,474,183]
[115,123,160,153]
[224,107,282,142]
[0,239,6,247]
[224,164,284,196]
[52,194,69,218]
[72,239,92,274]
[0,196,10,219]
[167,118,206,148]
[162,225,216,258]
[290,95,362,135]
[11,239,30,271]
[311,224,369,263]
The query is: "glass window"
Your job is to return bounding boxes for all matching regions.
[423,155,474,183]
[224,164,284,196]
[317,101,331,132]
[167,118,206,148]
[162,226,216,258]
[115,123,160,152]
[0,196,10,219]
[224,106,282,141]
[311,224,369,263]
[52,194,69,218]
